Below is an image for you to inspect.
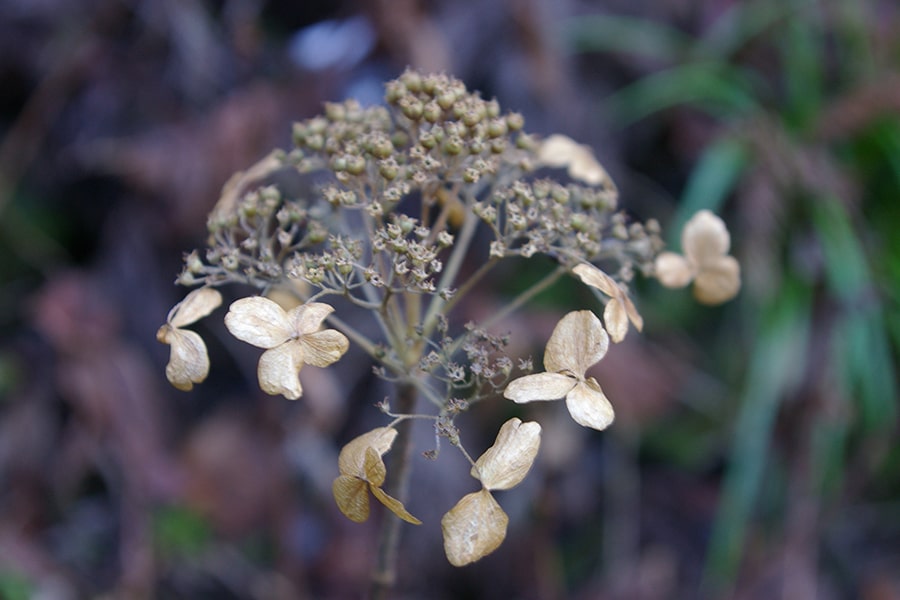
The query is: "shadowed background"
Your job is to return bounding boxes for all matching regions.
[1,0,898,598]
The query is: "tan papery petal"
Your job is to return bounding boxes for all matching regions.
[288,302,335,335]
[565,377,615,430]
[161,327,210,391]
[337,427,398,477]
[503,372,578,404]
[654,252,694,288]
[299,329,350,367]
[441,489,509,567]
[257,343,304,399]
[224,296,292,348]
[473,418,541,491]
[537,134,582,167]
[544,310,608,374]
[574,264,642,340]
[682,210,731,266]
[370,486,422,525]
[363,447,387,487]
[572,263,617,297]
[693,255,741,305]
[332,475,370,522]
[168,287,223,328]
[604,300,629,344]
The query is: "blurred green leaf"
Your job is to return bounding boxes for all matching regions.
[701,0,816,60]
[562,14,693,63]
[607,62,761,124]
[0,572,33,600]
[153,505,211,559]
[812,198,898,431]
[703,280,812,589]
[780,4,823,130]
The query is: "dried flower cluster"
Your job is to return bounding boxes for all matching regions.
[157,70,740,569]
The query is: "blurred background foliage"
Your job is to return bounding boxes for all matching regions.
[0,0,898,598]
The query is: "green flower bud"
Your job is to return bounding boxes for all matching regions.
[506,112,525,131]
[423,101,442,123]
[324,102,346,121]
[346,155,366,175]
[402,70,423,93]
[401,99,424,120]
[443,136,463,156]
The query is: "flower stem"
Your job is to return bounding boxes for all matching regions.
[369,381,418,599]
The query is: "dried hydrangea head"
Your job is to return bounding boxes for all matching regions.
[537,134,614,187]
[654,210,741,305]
[442,418,541,566]
[332,427,421,524]
[223,297,349,399]
[573,263,643,343]
[156,287,222,391]
[503,310,614,430]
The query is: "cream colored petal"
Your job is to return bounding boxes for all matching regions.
[682,210,731,266]
[337,427,398,477]
[224,297,292,348]
[168,287,223,328]
[472,418,541,491]
[503,372,577,403]
[544,310,608,374]
[370,486,422,525]
[565,378,615,430]
[569,153,611,187]
[160,327,210,391]
[694,255,741,305]
[654,252,694,288]
[441,489,509,567]
[363,447,387,487]
[603,300,629,344]
[288,302,335,335]
[572,263,618,297]
[257,343,304,399]
[621,290,643,332]
[332,475,370,523]
[537,134,582,168]
[298,329,350,368]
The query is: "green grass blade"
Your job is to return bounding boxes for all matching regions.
[562,14,693,63]
[607,62,760,125]
[702,281,812,590]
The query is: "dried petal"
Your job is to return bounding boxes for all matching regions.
[224,296,292,348]
[257,342,305,399]
[288,302,335,335]
[544,310,608,374]
[654,252,693,288]
[538,135,611,186]
[565,377,614,430]
[338,427,398,477]
[473,418,541,491]
[332,475,370,522]
[573,264,642,341]
[683,210,731,265]
[159,327,210,391]
[168,287,223,328]
[503,372,577,404]
[441,489,509,567]
[363,446,387,487]
[370,486,422,525]
[298,329,350,367]
[693,255,741,305]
